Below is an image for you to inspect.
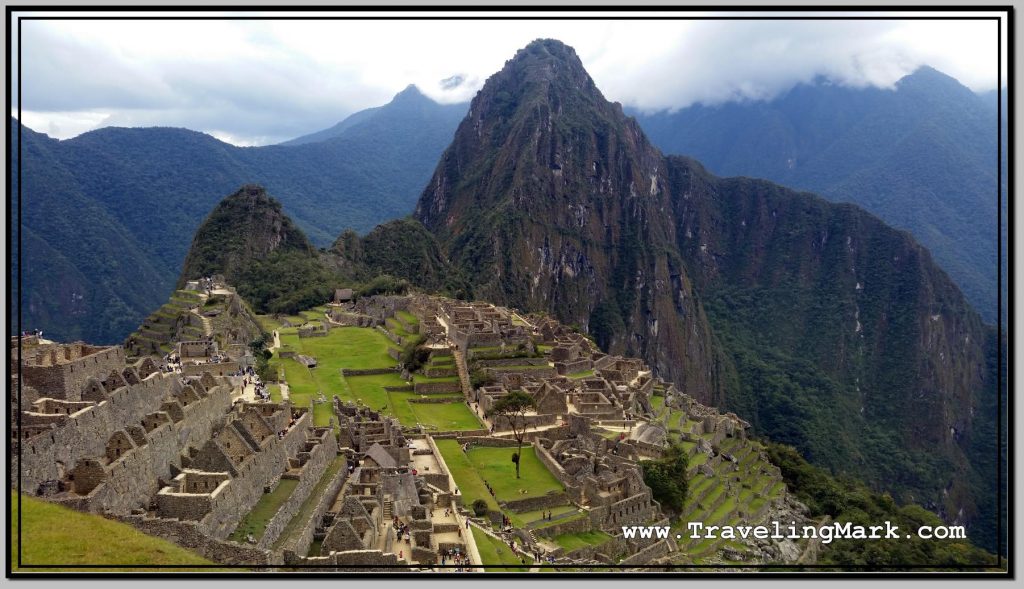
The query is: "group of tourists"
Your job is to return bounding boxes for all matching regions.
[439,547,469,571]
[235,365,272,402]
[392,516,412,546]
[160,353,181,373]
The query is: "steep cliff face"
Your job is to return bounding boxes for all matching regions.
[665,157,995,521]
[415,39,999,541]
[416,39,725,400]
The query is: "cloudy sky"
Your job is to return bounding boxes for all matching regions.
[13,11,1006,146]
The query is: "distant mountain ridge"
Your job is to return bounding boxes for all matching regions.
[630,66,1005,324]
[12,85,466,344]
[282,84,466,146]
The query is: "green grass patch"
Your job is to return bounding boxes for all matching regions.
[406,399,482,432]
[551,530,612,552]
[566,369,594,379]
[471,527,527,571]
[11,495,214,570]
[272,324,396,426]
[256,314,283,333]
[434,440,500,512]
[267,383,283,403]
[396,310,419,326]
[347,373,408,412]
[229,478,299,542]
[412,373,460,384]
[464,446,563,502]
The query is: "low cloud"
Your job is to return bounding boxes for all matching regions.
[14,15,1003,145]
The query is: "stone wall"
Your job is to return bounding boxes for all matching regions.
[555,359,592,376]
[535,512,597,539]
[490,413,556,432]
[181,361,239,378]
[14,370,195,494]
[257,431,339,549]
[501,492,570,513]
[21,345,125,401]
[341,368,399,377]
[55,384,231,515]
[114,514,276,566]
[454,436,520,448]
[475,357,549,368]
[413,381,462,395]
[281,463,350,557]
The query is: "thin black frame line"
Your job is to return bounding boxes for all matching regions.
[5,4,1017,12]
[996,12,1002,569]
[8,4,1011,577]
[13,16,1005,21]
[16,11,23,574]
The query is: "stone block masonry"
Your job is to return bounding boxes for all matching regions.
[257,429,339,549]
[15,369,210,496]
[20,344,125,402]
[279,461,349,557]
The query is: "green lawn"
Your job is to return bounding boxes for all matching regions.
[267,383,283,403]
[271,325,396,426]
[412,373,461,384]
[434,440,500,512]
[229,478,299,542]
[256,314,283,333]
[385,318,412,338]
[406,399,482,432]
[464,446,563,503]
[471,526,527,571]
[11,495,214,570]
[396,310,420,326]
[347,373,408,412]
[567,369,594,379]
[507,504,580,528]
[551,530,613,552]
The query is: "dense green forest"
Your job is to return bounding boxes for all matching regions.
[767,443,1000,569]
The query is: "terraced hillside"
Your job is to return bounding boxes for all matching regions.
[647,387,802,565]
[124,286,262,359]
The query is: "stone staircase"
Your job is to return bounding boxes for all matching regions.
[452,347,474,403]
[383,497,393,520]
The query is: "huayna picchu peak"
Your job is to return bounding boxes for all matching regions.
[414,38,1002,550]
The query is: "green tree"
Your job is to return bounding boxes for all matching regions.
[486,391,536,479]
[640,443,689,515]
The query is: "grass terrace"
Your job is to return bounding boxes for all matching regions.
[228,478,299,543]
[551,530,613,553]
[464,446,563,502]
[507,504,581,529]
[434,440,500,512]
[273,456,346,551]
[269,325,396,426]
[11,495,214,570]
[396,310,419,327]
[471,526,527,571]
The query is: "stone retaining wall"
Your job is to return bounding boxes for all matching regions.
[341,368,399,377]
[115,514,277,566]
[257,433,339,549]
[413,381,462,395]
[281,462,350,557]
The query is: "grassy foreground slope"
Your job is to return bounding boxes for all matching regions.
[10,494,214,571]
